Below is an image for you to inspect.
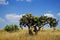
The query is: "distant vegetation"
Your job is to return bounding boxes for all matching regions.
[4,24,19,32]
[4,14,58,35]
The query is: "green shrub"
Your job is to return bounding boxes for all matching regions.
[4,24,19,32]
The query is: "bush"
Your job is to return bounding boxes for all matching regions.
[4,24,19,32]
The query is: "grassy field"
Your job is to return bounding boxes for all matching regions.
[0,29,60,40]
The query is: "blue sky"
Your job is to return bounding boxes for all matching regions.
[0,0,60,29]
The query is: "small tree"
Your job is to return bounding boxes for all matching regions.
[4,25,12,32]
[13,24,19,31]
[4,24,19,32]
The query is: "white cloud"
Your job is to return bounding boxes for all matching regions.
[58,13,60,16]
[5,14,25,22]
[0,0,9,5]
[0,17,5,23]
[44,13,55,18]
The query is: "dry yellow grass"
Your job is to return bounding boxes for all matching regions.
[0,29,60,40]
